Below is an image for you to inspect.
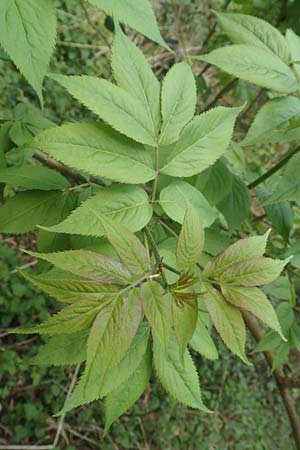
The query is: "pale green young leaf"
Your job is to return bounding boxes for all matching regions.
[203,230,270,279]
[104,347,151,433]
[49,74,157,146]
[194,159,233,206]
[203,286,249,364]
[242,97,300,146]
[0,166,69,191]
[176,207,204,272]
[26,250,132,285]
[221,286,285,340]
[173,298,198,361]
[219,256,291,287]
[264,153,300,204]
[153,334,211,412]
[159,62,196,146]
[217,174,250,232]
[0,0,56,103]
[198,45,297,93]
[32,331,88,366]
[190,318,218,360]
[15,298,108,335]
[88,0,169,50]
[111,26,161,137]
[160,180,218,227]
[0,191,70,234]
[141,281,172,352]
[160,106,242,177]
[34,123,155,184]
[100,217,150,275]
[215,11,290,62]
[41,184,152,237]
[20,270,118,304]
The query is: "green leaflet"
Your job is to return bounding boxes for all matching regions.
[190,318,218,360]
[26,250,132,285]
[141,281,172,352]
[221,286,285,340]
[160,106,242,177]
[242,97,300,146]
[286,29,300,77]
[0,0,56,103]
[159,62,196,146]
[272,342,290,371]
[203,230,270,279]
[159,180,218,227]
[21,270,118,304]
[219,256,291,287]
[88,0,169,50]
[0,165,69,191]
[153,334,210,412]
[104,346,151,433]
[203,286,249,364]
[111,25,161,138]
[0,191,72,234]
[172,298,198,362]
[198,45,297,93]
[49,74,157,146]
[217,174,250,232]
[194,159,233,206]
[34,123,155,184]
[101,217,150,276]
[176,207,204,272]
[264,153,300,204]
[32,331,88,366]
[215,11,290,63]
[58,323,150,415]
[15,298,110,335]
[41,184,152,237]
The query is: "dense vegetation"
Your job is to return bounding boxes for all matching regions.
[0,0,300,448]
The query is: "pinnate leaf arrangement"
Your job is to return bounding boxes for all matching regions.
[1,0,299,434]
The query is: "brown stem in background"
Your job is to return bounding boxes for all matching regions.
[203,78,237,111]
[243,312,300,450]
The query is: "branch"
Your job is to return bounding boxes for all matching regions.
[203,78,237,111]
[243,312,300,450]
[248,145,300,190]
[144,227,168,287]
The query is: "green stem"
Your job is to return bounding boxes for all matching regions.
[162,262,181,275]
[248,145,300,190]
[144,227,168,287]
[151,146,160,202]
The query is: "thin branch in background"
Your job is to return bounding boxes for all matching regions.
[203,78,237,111]
[201,0,233,48]
[81,1,111,47]
[243,312,300,450]
[248,145,300,189]
[144,227,168,287]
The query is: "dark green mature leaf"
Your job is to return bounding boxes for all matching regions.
[204,230,270,278]
[141,281,172,351]
[160,180,218,227]
[215,11,290,62]
[190,317,218,360]
[111,25,161,138]
[0,191,71,234]
[16,298,110,335]
[221,286,285,339]
[195,159,233,206]
[21,270,118,304]
[159,62,196,146]
[242,97,300,146]
[0,0,56,102]
[217,174,250,231]
[176,207,204,272]
[153,334,210,412]
[0,165,69,191]
[104,346,151,433]
[264,153,300,204]
[34,123,155,184]
[49,74,157,146]
[160,106,242,177]
[272,342,290,371]
[264,202,293,242]
[33,331,88,366]
[198,45,297,93]
[173,298,198,361]
[41,185,152,237]
[26,250,132,285]
[219,257,290,287]
[88,0,169,50]
[203,286,249,364]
